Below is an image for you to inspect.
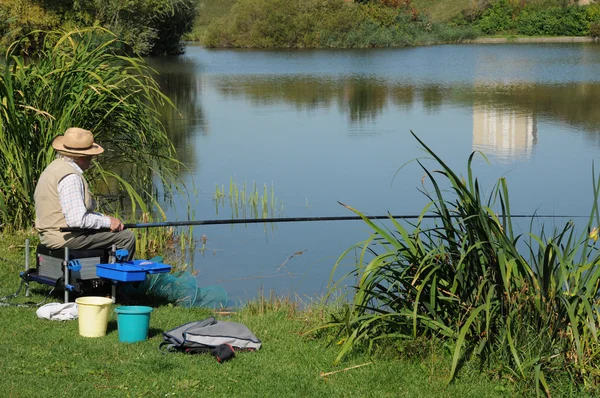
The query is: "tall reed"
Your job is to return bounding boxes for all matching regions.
[0,28,179,230]
[324,131,600,393]
[214,177,283,220]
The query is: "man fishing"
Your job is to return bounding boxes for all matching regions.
[34,127,135,260]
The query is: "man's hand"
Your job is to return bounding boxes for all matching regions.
[108,216,124,232]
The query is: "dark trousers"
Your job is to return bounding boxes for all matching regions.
[66,229,136,260]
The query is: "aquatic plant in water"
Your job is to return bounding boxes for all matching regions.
[214,177,283,220]
[324,131,600,393]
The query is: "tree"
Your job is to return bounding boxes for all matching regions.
[0,0,197,55]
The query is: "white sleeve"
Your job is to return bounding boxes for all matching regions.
[57,174,111,229]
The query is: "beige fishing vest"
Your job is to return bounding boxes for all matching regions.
[34,158,96,248]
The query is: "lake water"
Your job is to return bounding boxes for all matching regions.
[146,42,600,304]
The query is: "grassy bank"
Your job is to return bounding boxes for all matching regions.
[0,230,520,397]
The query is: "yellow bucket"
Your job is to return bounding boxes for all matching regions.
[75,296,113,338]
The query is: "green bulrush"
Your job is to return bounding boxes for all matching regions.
[271,183,275,209]
[0,28,179,230]
[324,131,600,392]
[241,182,246,205]
[131,211,184,263]
[213,177,282,220]
[262,184,268,219]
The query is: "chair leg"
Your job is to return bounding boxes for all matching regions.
[25,239,30,297]
[111,283,117,304]
[64,247,70,303]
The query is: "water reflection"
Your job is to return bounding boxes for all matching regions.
[213,76,424,123]
[471,83,600,135]
[340,79,388,123]
[209,76,600,160]
[473,106,537,161]
[145,56,207,169]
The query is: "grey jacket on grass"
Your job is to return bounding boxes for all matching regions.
[161,317,262,352]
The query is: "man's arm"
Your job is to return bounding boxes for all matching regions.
[57,174,111,229]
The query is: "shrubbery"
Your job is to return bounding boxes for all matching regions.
[516,6,585,36]
[468,0,600,36]
[592,22,600,38]
[5,0,598,51]
[477,0,518,34]
[200,0,600,48]
[202,0,477,48]
[0,0,196,55]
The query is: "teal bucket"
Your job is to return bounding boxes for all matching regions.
[114,306,153,343]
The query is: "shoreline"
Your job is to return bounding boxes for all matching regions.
[188,36,599,50]
[465,36,599,44]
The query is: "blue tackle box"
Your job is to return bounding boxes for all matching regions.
[96,260,171,282]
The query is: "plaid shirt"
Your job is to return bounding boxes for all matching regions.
[57,158,111,229]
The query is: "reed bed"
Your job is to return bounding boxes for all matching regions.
[0,28,179,230]
[324,131,600,393]
[214,177,283,220]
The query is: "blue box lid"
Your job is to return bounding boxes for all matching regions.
[96,260,171,274]
[128,260,171,273]
[96,263,147,282]
[96,263,146,273]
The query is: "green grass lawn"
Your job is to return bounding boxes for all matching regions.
[0,231,518,397]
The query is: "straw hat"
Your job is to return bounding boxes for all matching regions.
[52,127,104,156]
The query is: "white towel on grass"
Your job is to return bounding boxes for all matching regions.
[36,302,78,321]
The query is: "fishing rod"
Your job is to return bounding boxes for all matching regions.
[60,213,585,232]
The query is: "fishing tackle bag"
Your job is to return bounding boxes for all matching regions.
[160,316,262,355]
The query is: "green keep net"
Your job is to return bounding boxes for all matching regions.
[126,271,228,309]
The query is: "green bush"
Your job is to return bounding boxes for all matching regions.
[477,0,518,34]
[203,0,359,48]
[449,7,484,28]
[0,0,61,53]
[201,0,471,49]
[591,22,600,38]
[587,4,600,38]
[0,0,196,55]
[431,23,480,43]
[516,5,590,36]
[200,0,600,47]
[188,0,238,41]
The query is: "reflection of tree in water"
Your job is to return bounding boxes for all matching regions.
[339,78,388,123]
[145,56,207,170]
[421,85,443,112]
[468,83,600,136]
[214,76,447,125]
[215,76,391,124]
[389,86,415,110]
[90,56,209,215]
[216,76,338,109]
[213,76,600,141]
